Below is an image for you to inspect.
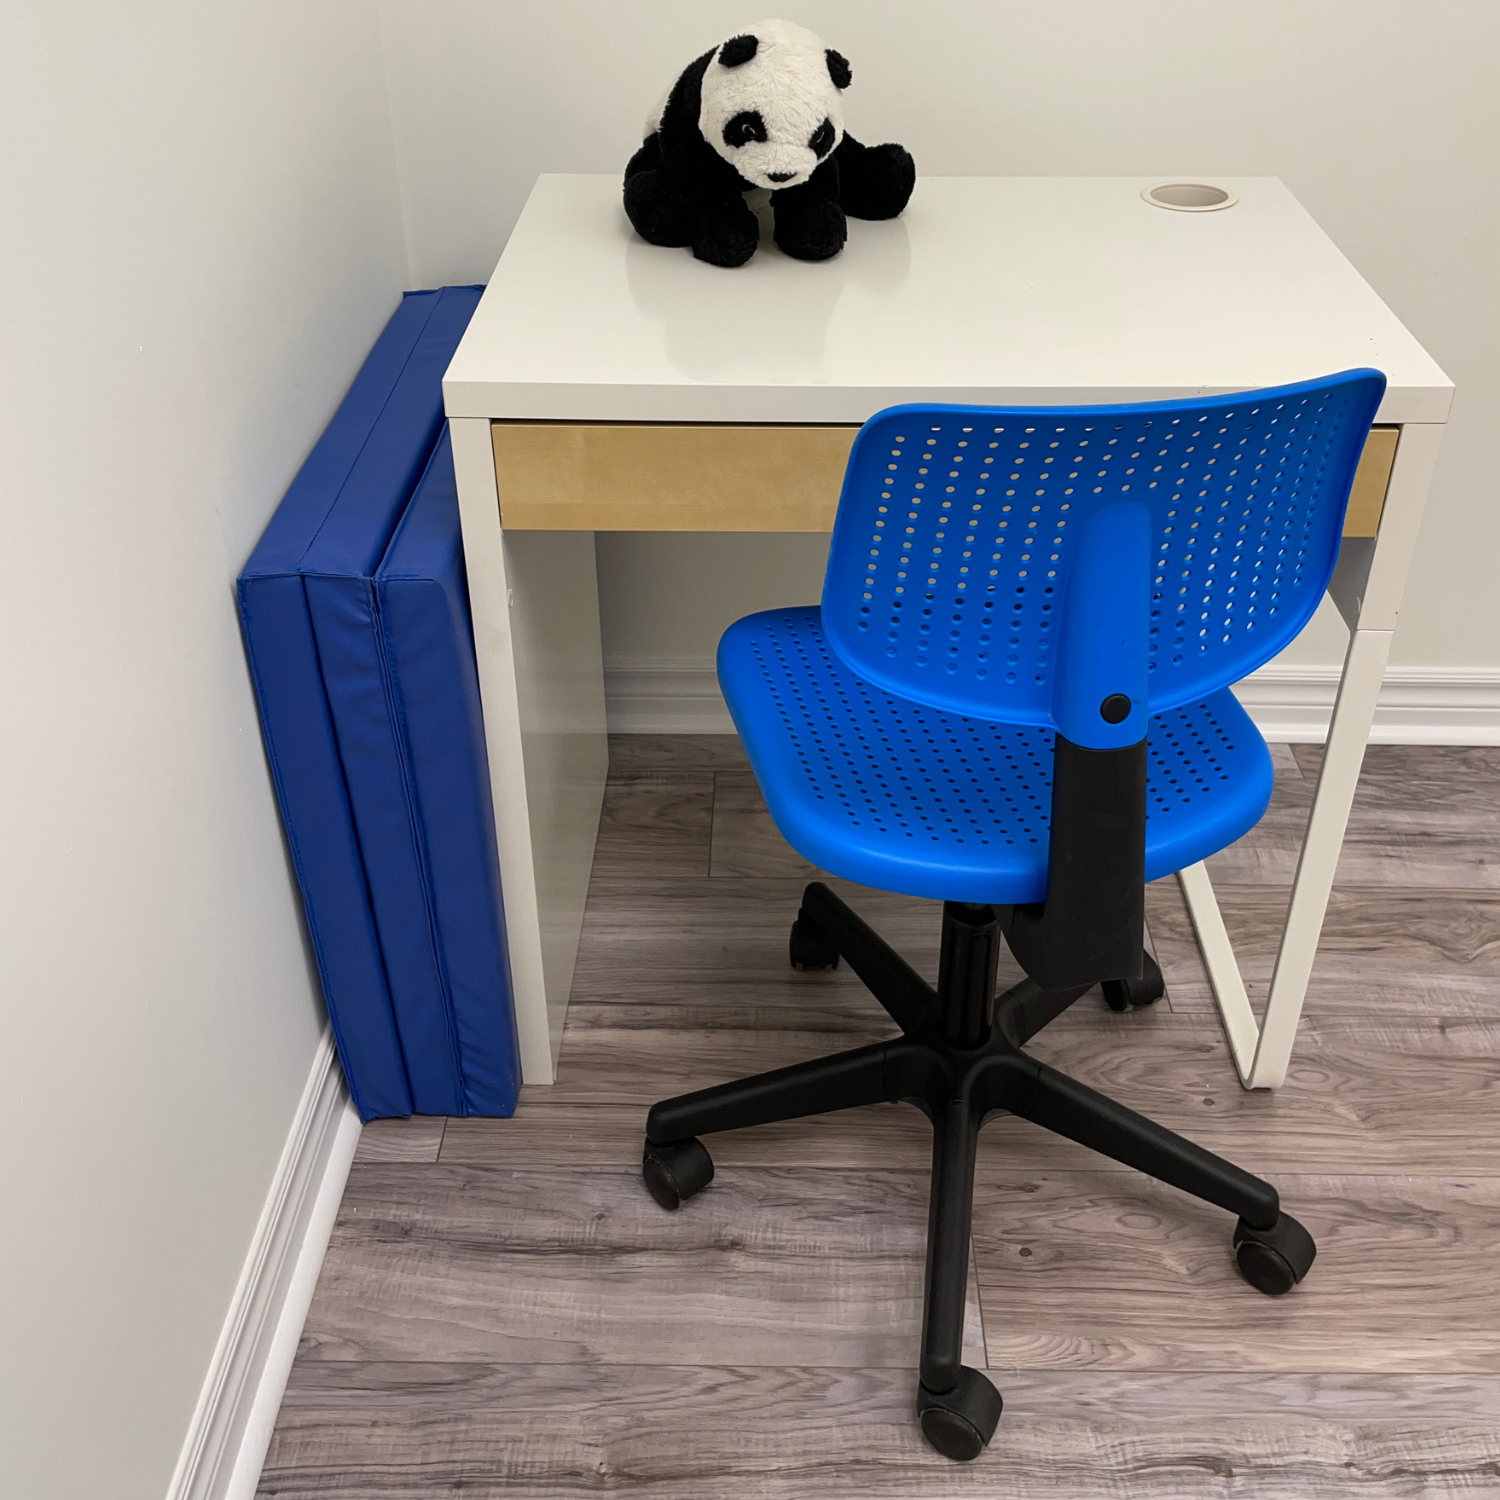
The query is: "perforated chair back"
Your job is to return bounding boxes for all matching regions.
[822,372,1386,733]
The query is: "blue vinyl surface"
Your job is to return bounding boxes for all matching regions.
[239,286,519,1121]
[375,430,519,1116]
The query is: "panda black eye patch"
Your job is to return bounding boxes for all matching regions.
[808,117,835,158]
[722,111,768,148]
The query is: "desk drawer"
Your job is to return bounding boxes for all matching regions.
[492,421,1399,536]
[492,422,857,531]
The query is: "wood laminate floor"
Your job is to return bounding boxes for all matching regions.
[260,736,1500,1498]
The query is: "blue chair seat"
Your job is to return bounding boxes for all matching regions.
[719,606,1274,905]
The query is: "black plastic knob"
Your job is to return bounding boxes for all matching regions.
[1100,693,1132,724]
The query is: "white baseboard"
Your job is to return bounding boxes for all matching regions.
[166,1030,361,1500]
[606,658,736,734]
[605,656,1500,744]
[1232,664,1500,743]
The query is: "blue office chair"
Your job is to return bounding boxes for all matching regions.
[641,370,1385,1460]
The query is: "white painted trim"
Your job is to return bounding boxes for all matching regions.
[1232,663,1500,743]
[166,1030,361,1500]
[605,656,735,734]
[604,656,1500,744]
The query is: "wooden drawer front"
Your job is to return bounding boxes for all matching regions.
[492,422,857,532]
[492,421,1400,536]
[1344,426,1398,537]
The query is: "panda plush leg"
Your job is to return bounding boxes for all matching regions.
[690,193,760,269]
[624,142,758,266]
[771,158,847,262]
[623,137,695,249]
[625,132,666,182]
[835,134,917,222]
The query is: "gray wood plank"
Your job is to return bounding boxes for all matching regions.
[445,1007,1500,1176]
[590,772,714,878]
[261,1364,1500,1499]
[573,875,970,1004]
[1017,1011,1500,1176]
[709,771,831,879]
[441,1097,936,1172]
[1286,745,1500,888]
[607,732,749,773]
[352,1116,446,1165]
[1294,744,1500,814]
[266,733,1500,1497]
[1148,878,1500,1017]
[973,1171,1500,1375]
[299,1163,984,1371]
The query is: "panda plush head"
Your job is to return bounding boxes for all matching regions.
[698,19,848,192]
[623,20,914,267]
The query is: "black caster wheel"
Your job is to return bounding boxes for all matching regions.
[1234,1211,1316,1296]
[1102,951,1165,1011]
[917,1367,1002,1461]
[642,1137,714,1211]
[789,914,840,971]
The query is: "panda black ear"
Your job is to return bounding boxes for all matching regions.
[719,34,759,67]
[825,49,852,88]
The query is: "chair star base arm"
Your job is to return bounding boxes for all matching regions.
[796,881,936,1033]
[642,888,1312,1462]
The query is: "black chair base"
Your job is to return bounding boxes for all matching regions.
[642,882,1317,1461]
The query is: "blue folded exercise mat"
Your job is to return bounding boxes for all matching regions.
[238,286,520,1121]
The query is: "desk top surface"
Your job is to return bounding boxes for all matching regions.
[444,174,1451,426]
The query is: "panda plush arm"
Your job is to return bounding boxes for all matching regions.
[835,133,917,222]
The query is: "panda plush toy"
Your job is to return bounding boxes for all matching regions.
[624,19,916,268]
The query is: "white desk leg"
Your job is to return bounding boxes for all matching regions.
[1245,626,1391,1088]
[1185,422,1445,1090]
[1176,864,1260,1086]
[1246,423,1445,1088]
[450,418,608,1085]
[1184,630,1390,1090]
[1178,861,1259,1084]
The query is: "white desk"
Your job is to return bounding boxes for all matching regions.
[444,174,1452,1088]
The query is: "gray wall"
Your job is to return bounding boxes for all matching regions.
[0,6,408,1496]
[378,0,1499,677]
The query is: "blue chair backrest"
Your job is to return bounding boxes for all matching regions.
[822,370,1386,748]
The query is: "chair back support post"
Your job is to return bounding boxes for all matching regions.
[1003,500,1152,986]
[1051,501,1152,749]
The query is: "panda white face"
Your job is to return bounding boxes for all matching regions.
[699,19,848,192]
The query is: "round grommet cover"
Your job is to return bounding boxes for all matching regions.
[1142,181,1238,212]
